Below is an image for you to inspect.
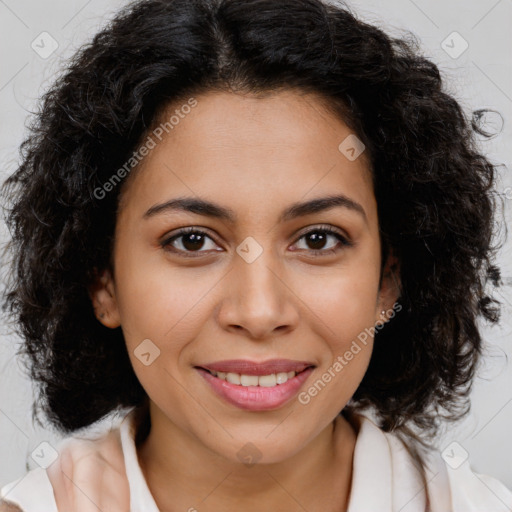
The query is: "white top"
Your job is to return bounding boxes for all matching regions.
[2,408,512,511]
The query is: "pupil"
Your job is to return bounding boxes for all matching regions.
[308,232,326,250]
[183,232,204,251]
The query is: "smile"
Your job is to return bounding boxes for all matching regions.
[205,369,298,387]
[195,359,315,411]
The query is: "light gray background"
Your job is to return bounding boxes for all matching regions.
[1,0,511,493]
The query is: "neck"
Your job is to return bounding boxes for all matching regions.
[137,403,357,512]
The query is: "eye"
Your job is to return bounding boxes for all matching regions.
[161,225,352,258]
[291,225,352,256]
[160,227,221,257]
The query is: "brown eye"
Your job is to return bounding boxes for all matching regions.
[292,226,352,255]
[178,231,207,251]
[161,228,221,257]
[303,231,331,250]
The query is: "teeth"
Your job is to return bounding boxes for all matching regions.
[276,372,288,384]
[258,374,277,387]
[211,370,297,386]
[240,375,259,386]
[226,372,241,385]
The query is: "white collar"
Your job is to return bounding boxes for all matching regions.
[345,412,451,512]
[119,407,452,512]
[2,407,510,511]
[119,409,160,512]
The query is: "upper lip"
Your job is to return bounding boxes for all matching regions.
[197,359,315,376]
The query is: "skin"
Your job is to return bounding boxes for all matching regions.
[87,89,399,511]
[47,430,129,512]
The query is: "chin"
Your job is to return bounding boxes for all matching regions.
[208,431,310,466]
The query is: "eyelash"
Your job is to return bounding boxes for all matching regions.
[160,225,352,258]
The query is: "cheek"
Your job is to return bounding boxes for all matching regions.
[112,248,200,352]
[291,260,379,407]
[295,277,376,414]
[295,262,380,345]
[113,259,210,409]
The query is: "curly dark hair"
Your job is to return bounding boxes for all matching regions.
[1,0,503,480]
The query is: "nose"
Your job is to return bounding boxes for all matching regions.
[215,249,300,340]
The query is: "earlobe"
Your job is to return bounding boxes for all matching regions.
[88,267,121,328]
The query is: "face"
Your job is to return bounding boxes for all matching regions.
[91,89,398,464]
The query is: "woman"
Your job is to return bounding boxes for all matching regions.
[1,0,510,510]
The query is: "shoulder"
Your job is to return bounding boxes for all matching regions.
[392,428,512,511]
[0,500,23,512]
[0,467,57,512]
[436,452,512,512]
[0,410,136,512]
[347,412,512,512]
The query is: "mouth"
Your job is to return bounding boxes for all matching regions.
[194,359,315,411]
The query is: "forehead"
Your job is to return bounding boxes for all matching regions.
[117,89,375,224]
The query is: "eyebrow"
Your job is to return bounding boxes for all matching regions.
[143,194,367,224]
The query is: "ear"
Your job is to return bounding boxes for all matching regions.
[88,267,121,328]
[375,249,401,326]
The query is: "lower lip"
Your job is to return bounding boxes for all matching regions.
[197,367,314,411]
